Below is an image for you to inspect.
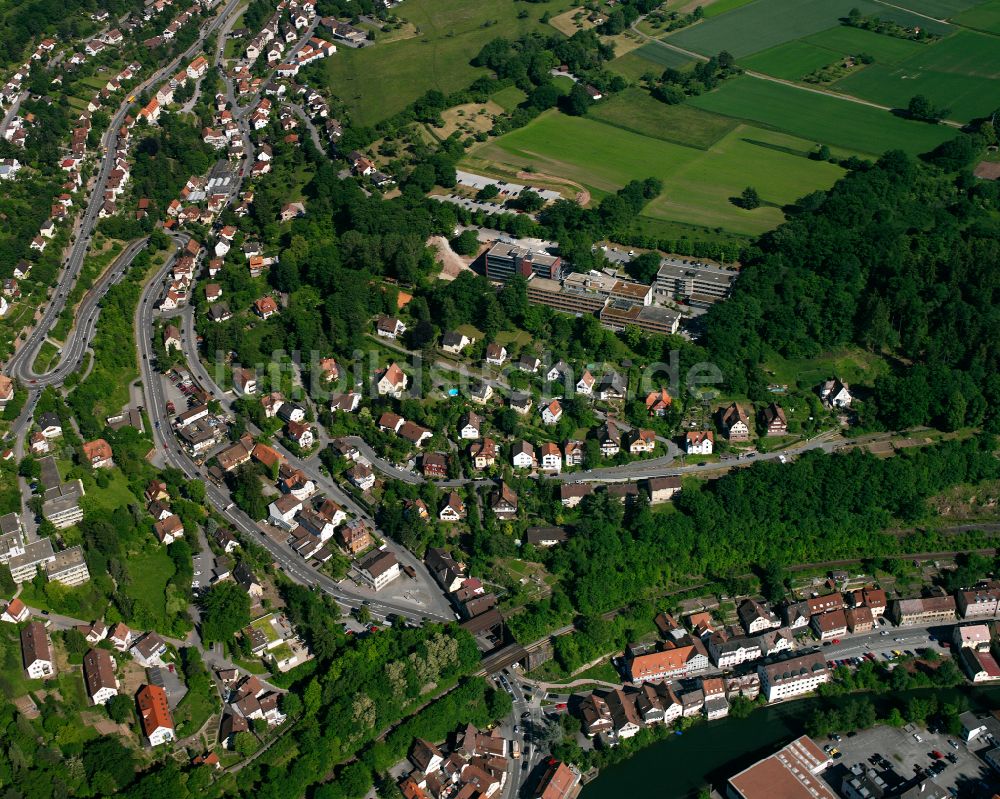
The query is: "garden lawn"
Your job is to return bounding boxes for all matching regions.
[79,468,138,515]
[687,75,955,155]
[124,548,176,630]
[666,0,951,58]
[321,0,566,126]
[586,88,738,149]
[956,0,1000,32]
[463,109,847,236]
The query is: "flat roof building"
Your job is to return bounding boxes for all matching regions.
[45,545,90,587]
[485,242,561,283]
[656,258,738,307]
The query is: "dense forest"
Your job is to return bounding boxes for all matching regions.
[704,127,1000,431]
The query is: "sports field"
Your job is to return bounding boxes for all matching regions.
[462,109,847,235]
[587,87,738,149]
[322,0,565,126]
[688,75,957,155]
[666,0,952,58]
[956,0,1000,32]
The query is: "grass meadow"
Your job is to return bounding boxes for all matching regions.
[462,109,847,235]
[322,0,567,126]
[687,75,956,155]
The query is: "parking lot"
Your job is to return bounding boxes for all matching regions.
[822,725,997,797]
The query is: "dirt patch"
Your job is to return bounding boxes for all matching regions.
[549,7,596,37]
[436,102,504,139]
[82,711,133,737]
[515,171,591,206]
[428,235,479,282]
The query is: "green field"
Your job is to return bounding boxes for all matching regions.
[956,0,1000,32]
[124,548,176,630]
[703,0,759,17]
[492,85,527,111]
[688,75,956,155]
[463,109,847,235]
[322,0,566,126]
[666,0,951,58]
[890,0,983,16]
[801,25,925,64]
[587,88,738,149]
[742,40,842,80]
[829,30,1000,122]
[607,42,694,81]
[833,63,997,122]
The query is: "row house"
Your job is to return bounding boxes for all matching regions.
[890,595,957,626]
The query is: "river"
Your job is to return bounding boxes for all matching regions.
[579,686,1000,799]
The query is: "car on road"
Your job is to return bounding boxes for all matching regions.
[914,733,923,743]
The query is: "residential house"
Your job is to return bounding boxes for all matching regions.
[819,379,852,408]
[539,442,562,472]
[563,440,584,467]
[628,429,656,454]
[599,420,621,457]
[470,438,498,470]
[890,596,957,626]
[357,549,400,591]
[22,622,55,679]
[811,609,848,641]
[441,331,472,354]
[484,343,507,366]
[439,492,465,522]
[720,403,750,441]
[82,439,114,469]
[137,684,175,746]
[646,476,681,504]
[560,483,593,508]
[154,514,185,545]
[541,399,562,425]
[738,599,780,635]
[376,315,406,339]
[490,482,518,520]
[575,370,595,396]
[255,296,279,319]
[131,633,167,667]
[686,430,714,455]
[762,403,788,437]
[845,606,875,634]
[758,653,831,702]
[645,388,672,417]
[459,411,482,440]
[511,441,536,470]
[83,648,119,705]
[377,363,408,398]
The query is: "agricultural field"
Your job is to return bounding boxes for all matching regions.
[587,87,737,149]
[801,25,925,64]
[608,41,694,80]
[889,0,983,16]
[828,30,1000,122]
[688,75,956,155]
[741,40,846,80]
[666,0,951,58]
[462,109,847,236]
[956,0,1000,32]
[321,0,568,126]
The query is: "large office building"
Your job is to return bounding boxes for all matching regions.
[655,258,738,307]
[485,243,561,283]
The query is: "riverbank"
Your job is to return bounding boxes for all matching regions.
[578,686,1000,799]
